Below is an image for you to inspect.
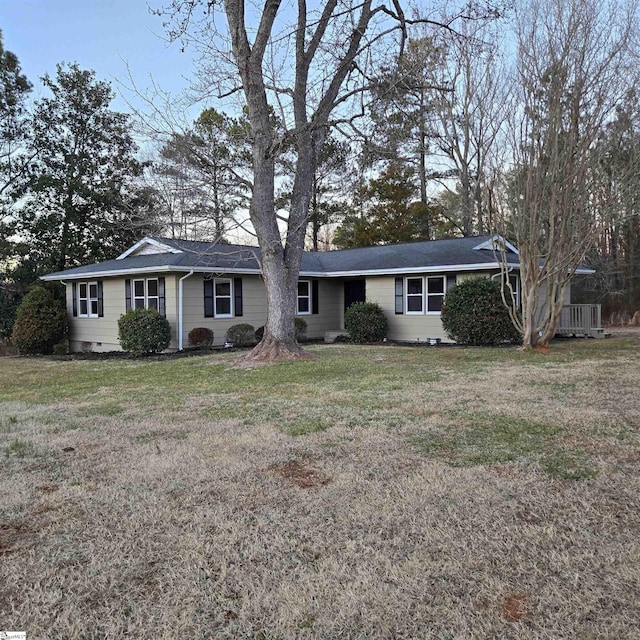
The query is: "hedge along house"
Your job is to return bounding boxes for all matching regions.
[41,234,596,352]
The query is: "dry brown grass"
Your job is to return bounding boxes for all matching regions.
[1,336,639,639]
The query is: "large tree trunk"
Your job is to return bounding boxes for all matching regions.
[223,0,371,362]
[247,252,310,361]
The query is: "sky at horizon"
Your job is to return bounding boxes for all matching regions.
[0,0,199,116]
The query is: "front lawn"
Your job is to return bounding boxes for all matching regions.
[1,337,639,638]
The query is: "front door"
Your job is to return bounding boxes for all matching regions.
[344,279,366,313]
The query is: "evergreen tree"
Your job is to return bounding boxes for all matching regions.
[0,32,32,338]
[152,107,251,241]
[15,63,146,273]
[334,164,454,248]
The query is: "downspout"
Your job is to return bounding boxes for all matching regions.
[178,271,194,350]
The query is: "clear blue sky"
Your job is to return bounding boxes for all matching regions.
[0,0,195,113]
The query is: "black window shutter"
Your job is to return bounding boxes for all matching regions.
[97,281,104,317]
[395,277,404,314]
[446,274,457,291]
[125,279,131,311]
[204,279,214,317]
[312,280,319,315]
[72,282,78,317]
[234,278,243,317]
[158,277,166,317]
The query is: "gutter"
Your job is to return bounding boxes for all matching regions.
[178,270,194,350]
[40,262,595,283]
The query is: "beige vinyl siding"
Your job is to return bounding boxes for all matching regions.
[181,275,343,346]
[366,275,450,342]
[456,270,493,283]
[303,279,343,337]
[533,280,572,327]
[67,278,124,352]
[181,274,267,347]
[67,274,178,353]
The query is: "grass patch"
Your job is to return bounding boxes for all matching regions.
[1,335,639,638]
[78,403,126,417]
[410,413,563,469]
[3,438,34,458]
[542,451,598,480]
[285,418,331,437]
[133,429,189,444]
[0,414,19,432]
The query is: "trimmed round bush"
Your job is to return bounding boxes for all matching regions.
[11,286,68,355]
[344,301,388,343]
[226,323,256,346]
[441,277,521,345]
[118,308,171,355]
[294,317,307,341]
[188,327,214,348]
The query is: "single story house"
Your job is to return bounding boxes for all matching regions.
[41,234,594,352]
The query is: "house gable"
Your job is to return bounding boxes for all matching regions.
[472,235,519,255]
[117,238,183,259]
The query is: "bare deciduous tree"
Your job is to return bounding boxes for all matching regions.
[159,0,501,361]
[499,0,638,350]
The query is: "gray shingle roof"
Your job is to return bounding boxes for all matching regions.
[42,235,519,280]
[314,235,520,273]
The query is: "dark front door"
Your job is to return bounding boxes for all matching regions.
[344,279,366,313]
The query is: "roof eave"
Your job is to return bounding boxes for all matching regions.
[41,265,264,281]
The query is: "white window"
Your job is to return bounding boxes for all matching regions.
[297,280,311,315]
[214,279,233,317]
[405,276,447,314]
[133,278,159,311]
[406,277,423,314]
[147,278,159,311]
[426,276,445,313]
[78,281,99,318]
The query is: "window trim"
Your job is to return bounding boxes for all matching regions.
[426,276,446,314]
[214,278,233,318]
[132,277,161,312]
[297,280,311,316]
[78,281,99,318]
[405,277,424,315]
[404,275,447,315]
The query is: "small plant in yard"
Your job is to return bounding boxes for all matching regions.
[4,439,34,458]
[11,286,68,355]
[441,278,521,346]
[226,323,256,346]
[118,308,171,355]
[52,340,69,355]
[188,327,214,348]
[344,301,388,343]
[294,317,307,341]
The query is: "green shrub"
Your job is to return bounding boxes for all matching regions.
[188,327,214,348]
[118,308,171,355]
[294,317,307,341]
[344,302,388,343]
[441,277,521,346]
[226,323,256,346]
[11,286,68,355]
[52,341,69,356]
